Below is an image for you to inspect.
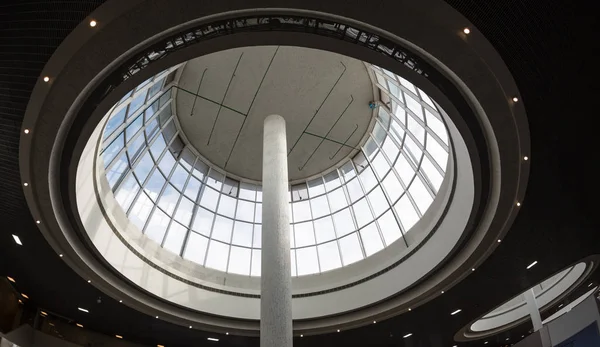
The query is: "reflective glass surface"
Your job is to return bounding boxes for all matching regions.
[99,64,450,277]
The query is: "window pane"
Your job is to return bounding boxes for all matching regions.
[314,216,336,243]
[170,165,189,191]
[378,210,403,245]
[144,169,165,201]
[318,241,341,272]
[103,108,126,139]
[183,176,201,201]
[358,166,378,193]
[371,152,391,179]
[192,161,209,181]
[199,187,219,211]
[127,134,145,162]
[395,194,419,231]
[251,250,261,276]
[294,222,315,247]
[133,152,153,183]
[409,177,433,214]
[327,187,348,212]
[382,136,400,163]
[205,241,229,272]
[191,207,214,236]
[425,109,448,144]
[427,135,449,170]
[339,161,356,182]
[368,186,389,218]
[228,247,251,275]
[407,116,425,145]
[339,233,363,265]
[106,154,128,189]
[163,222,187,255]
[239,182,256,200]
[217,195,237,218]
[183,232,208,265]
[292,200,311,223]
[353,198,373,228]
[103,134,124,166]
[323,170,341,191]
[115,174,139,212]
[236,200,255,222]
[399,76,417,94]
[421,155,444,191]
[149,132,166,160]
[382,171,403,203]
[145,209,169,244]
[404,93,423,120]
[310,195,330,219]
[158,151,176,176]
[127,91,147,118]
[360,223,384,256]
[174,197,194,226]
[253,224,262,248]
[296,247,319,276]
[157,184,179,216]
[291,183,308,201]
[307,178,325,197]
[211,216,233,243]
[363,137,378,160]
[345,177,364,203]
[231,221,253,247]
[291,250,297,276]
[394,153,415,185]
[126,115,143,142]
[333,208,355,237]
[128,193,153,231]
[254,203,262,223]
[206,169,224,190]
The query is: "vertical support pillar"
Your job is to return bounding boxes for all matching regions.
[261,114,293,347]
[525,288,543,331]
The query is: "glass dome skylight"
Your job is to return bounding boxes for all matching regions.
[99,63,450,277]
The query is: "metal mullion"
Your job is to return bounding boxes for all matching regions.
[302,184,321,274]
[322,174,346,267]
[359,142,407,247]
[249,188,257,277]
[340,171,367,259]
[101,104,129,147]
[375,69,441,118]
[224,185,240,274]
[180,155,200,257]
[183,162,211,263]
[160,154,194,248]
[289,188,299,276]
[202,167,225,267]
[140,130,180,234]
[350,160,386,249]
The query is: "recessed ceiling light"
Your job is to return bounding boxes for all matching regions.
[36,220,41,224]
[24,129,30,134]
[403,333,413,338]
[89,20,97,27]
[512,97,519,102]
[497,239,502,243]
[12,235,22,246]
[49,323,55,326]
[373,320,377,324]
[451,309,462,315]
[463,28,470,34]
[408,308,411,311]
[226,332,229,335]
[43,76,50,82]
[76,323,83,328]
[337,329,340,332]
[558,304,563,308]
[41,311,47,316]
[189,325,192,329]
[207,337,219,342]
[18,299,23,304]
[472,268,475,271]
[7,276,15,283]
[441,290,445,294]
[23,182,28,187]
[157,345,164,347]
[516,202,521,206]
[87,280,91,283]
[300,334,303,337]
[59,254,63,257]
[78,307,89,313]
[119,300,123,303]
[589,283,594,287]
[527,261,538,269]
[524,156,529,161]
[155,316,159,319]
[116,335,123,339]
[506,337,510,340]
[484,342,488,345]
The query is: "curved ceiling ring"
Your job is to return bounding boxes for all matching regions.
[19,0,529,335]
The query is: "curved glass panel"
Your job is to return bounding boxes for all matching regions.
[99,64,450,277]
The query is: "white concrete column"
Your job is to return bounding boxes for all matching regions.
[525,288,544,331]
[261,114,293,347]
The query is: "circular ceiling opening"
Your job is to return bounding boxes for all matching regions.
[97,46,451,278]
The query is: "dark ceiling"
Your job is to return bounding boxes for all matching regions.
[1,1,599,346]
